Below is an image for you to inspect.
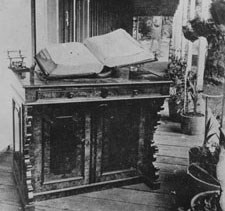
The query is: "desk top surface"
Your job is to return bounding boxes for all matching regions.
[20,62,170,89]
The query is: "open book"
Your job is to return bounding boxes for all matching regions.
[35,29,155,79]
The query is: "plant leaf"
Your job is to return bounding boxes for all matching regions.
[206,133,217,142]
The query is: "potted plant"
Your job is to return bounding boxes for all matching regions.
[188,112,221,192]
[190,145,225,211]
[180,69,205,135]
[189,112,220,163]
[167,55,186,121]
[191,190,221,211]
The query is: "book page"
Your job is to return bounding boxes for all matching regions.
[84,29,155,67]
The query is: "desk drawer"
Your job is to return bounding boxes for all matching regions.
[25,82,170,103]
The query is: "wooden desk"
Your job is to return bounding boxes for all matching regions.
[12,76,170,210]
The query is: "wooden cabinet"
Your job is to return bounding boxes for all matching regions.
[12,79,170,209]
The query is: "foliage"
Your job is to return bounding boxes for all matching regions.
[138,16,152,38]
[204,114,220,152]
[190,116,220,178]
[206,31,225,82]
[167,55,202,115]
[185,69,203,115]
[192,146,219,178]
[211,0,225,26]
[192,191,221,211]
[182,15,225,84]
[166,55,186,114]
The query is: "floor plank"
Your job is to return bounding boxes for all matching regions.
[80,188,173,207]
[157,155,188,166]
[122,172,190,197]
[35,193,174,211]
[0,171,15,186]
[155,132,203,147]
[0,184,21,203]
[155,162,187,173]
[157,144,189,159]
[0,203,22,211]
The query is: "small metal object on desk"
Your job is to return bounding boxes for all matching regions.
[7,50,30,79]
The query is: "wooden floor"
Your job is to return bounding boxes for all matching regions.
[0,104,204,211]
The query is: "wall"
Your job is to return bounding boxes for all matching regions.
[0,0,32,151]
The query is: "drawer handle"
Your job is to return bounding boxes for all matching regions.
[132,90,138,96]
[67,92,74,98]
[100,88,108,98]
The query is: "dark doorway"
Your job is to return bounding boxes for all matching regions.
[58,0,74,43]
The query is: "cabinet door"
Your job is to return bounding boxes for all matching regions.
[92,102,140,183]
[42,105,91,186]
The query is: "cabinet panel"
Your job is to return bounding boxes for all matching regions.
[93,101,141,182]
[102,103,139,172]
[43,116,84,181]
[41,104,90,188]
